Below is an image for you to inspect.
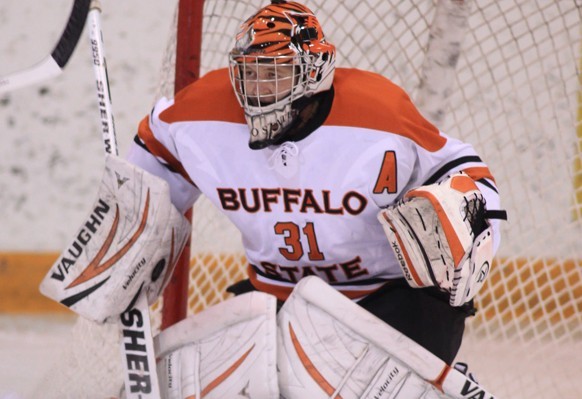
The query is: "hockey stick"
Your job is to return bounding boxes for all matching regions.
[0,0,91,94]
[87,1,161,397]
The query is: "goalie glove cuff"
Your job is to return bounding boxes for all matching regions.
[450,224,493,306]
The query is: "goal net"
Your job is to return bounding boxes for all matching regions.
[35,1,582,398]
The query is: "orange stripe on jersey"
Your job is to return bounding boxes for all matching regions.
[155,67,443,154]
[326,68,446,152]
[159,69,245,124]
[247,265,384,301]
[462,166,496,184]
[137,116,195,185]
[247,266,294,301]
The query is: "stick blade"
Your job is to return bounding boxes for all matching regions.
[0,0,91,94]
[0,57,62,94]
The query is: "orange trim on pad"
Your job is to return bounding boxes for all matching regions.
[405,190,466,268]
[289,322,342,398]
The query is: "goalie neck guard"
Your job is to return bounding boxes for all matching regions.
[228,0,336,149]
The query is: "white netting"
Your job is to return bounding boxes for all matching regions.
[37,1,582,398]
[32,317,123,398]
[182,1,582,398]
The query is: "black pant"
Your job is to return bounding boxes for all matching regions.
[227,278,475,364]
[356,279,475,364]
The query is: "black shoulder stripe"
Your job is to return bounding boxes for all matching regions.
[424,155,483,185]
[133,134,150,152]
[477,177,498,193]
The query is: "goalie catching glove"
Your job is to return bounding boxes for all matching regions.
[378,172,494,306]
[40,155,191,323]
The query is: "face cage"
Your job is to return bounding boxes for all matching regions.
[228,55,307,114]
[229,54,314,148]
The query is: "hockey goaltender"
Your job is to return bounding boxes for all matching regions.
[40,1,506,398]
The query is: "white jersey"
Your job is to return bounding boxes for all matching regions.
[127,68,502,301]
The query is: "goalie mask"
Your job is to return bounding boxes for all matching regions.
[229,0,336,149]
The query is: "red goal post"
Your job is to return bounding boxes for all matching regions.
[159,0,204,331]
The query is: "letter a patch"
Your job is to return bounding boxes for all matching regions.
[373,151,397,194]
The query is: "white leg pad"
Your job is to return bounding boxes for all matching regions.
[155,292,279,399]
[277,276,498,399]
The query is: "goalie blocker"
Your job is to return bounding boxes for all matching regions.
[378,172,506,307]
[40,155,191,323]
